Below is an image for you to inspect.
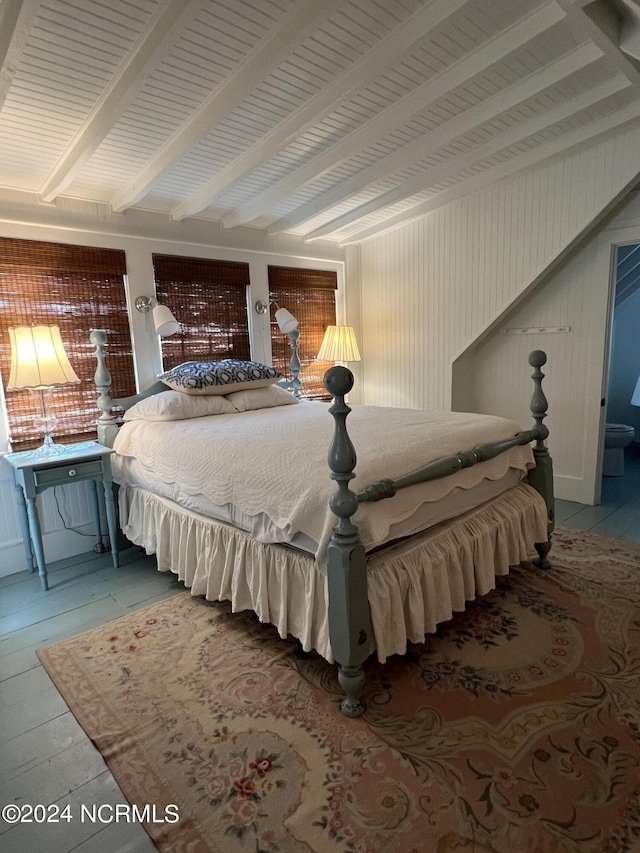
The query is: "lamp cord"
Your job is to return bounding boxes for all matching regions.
[52,487,108,554]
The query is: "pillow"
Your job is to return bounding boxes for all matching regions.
[159,360,281,396]
[225,384,299,412]
[123,390,236,421]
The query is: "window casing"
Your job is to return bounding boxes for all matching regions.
[153,254,251,370]
[268,266,337,400]
[0,238,134,450]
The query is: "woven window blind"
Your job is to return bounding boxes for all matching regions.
[153,254,251,370]
[268,266,337,400]
[0,238,134,450]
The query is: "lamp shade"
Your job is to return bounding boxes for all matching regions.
[275,307,298,334]
[7,325,80,390]
[316,325,361,362]
[153,303,180,337]
[632,375,640,407]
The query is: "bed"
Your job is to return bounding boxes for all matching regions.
[91,329,554,717]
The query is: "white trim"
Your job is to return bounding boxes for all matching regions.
[595,218,640,501]
[554,474,597,504]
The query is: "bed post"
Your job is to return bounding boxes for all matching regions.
[90,330,119,448]
[287,328,302,399]
[527,350,555,568]
[324,366,372,717]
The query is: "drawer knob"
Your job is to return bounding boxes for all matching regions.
[68,468,77,477]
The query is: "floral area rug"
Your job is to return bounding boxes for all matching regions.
[37,527,640,853]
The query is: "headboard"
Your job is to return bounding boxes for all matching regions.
[90,328,303,448]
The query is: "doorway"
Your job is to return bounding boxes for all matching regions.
[601,242,640,498]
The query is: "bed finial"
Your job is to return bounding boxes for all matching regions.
[91,329,119,448]
[324,366,372,717]
[527,349,554,567]
[325,366,359,534]
[528,350,549,442]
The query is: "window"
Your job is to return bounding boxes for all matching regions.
[153,254,251,370]
[0,238,134,450]
[268,266,337,400]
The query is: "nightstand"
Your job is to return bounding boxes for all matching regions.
[4,440,119,590]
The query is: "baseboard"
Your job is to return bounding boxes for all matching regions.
[1,542,32,578]
[553,474,595,506]
[0,524,102,579]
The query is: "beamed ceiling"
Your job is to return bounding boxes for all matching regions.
[1,0,639,245]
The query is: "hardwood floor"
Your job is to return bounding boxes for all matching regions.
[1,452,638,852]
[555,443,640,545]
[0,546,181,853]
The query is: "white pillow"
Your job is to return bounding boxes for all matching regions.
[123,390,236,421]
[159,359,281,396]
[225,384,299,412]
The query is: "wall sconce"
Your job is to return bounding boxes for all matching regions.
[254,300,299,334]
[135,295,180,337]
[6,324,80,455]
[317,325,361,363]
[255,300,301,397]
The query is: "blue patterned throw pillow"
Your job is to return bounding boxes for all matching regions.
[160,360,281,396]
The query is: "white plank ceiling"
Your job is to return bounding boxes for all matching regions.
[0,0,639,245]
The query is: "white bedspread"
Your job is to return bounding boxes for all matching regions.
[112,400,536,566]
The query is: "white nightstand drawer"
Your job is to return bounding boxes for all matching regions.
[34,459,104,488]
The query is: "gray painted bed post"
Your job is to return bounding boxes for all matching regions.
[323,366,372,717]
[287,328,302,398]
[527,350,555,567]
[91,329,119,448]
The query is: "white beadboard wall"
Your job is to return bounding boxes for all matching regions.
[359,122,640,503]
[462,189,640,504]
[0,475,106,577]
[455,237,608,504]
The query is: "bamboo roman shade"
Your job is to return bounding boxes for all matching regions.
[153,254,251,370]
[0,238,134,449]
[268,266,337,400]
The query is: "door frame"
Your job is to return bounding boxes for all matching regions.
[593,222,640,503]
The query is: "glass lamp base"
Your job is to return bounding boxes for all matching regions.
[32,437,65,457]
[33,412,64,456]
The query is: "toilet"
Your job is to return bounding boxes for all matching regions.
[603,424,635,476]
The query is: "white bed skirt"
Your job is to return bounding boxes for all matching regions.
[119,482,548,663]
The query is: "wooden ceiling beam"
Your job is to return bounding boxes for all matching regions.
[337,98,640,245]
[304,74,631,241]
[111,0,342,214]
[0,0,42,114]
[39,0,201,203]
[170,0,470,222]
[557,0,640,85]
[265,42,601,235]
[234,1,567,233]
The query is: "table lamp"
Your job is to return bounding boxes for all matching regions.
[316,325,361,363]
[6,325,80,455]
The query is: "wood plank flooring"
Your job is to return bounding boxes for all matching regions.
[1,449,639,852]
[0,547,180,853]
[555,443,640,544]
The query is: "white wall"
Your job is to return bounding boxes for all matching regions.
[462,191,640,504]
[457,237,609,504]
[0,195,347,577]
[358,122,640,504]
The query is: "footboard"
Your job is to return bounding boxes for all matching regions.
[324,350,554,717]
